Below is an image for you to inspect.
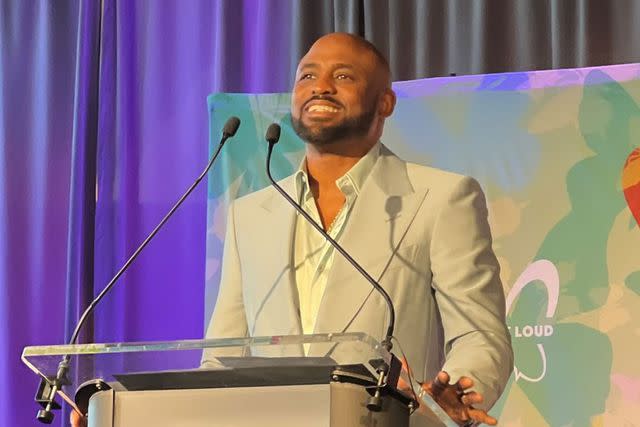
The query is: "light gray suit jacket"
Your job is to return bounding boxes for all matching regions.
[205,144,513,409]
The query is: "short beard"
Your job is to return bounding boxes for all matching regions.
[292,107,377,145]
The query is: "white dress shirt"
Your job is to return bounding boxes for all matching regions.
[293,143,381,344]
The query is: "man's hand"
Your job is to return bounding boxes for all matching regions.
[422,371,497,426]
[70,410,87,427]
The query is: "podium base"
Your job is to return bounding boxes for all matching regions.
[88,382,412,426]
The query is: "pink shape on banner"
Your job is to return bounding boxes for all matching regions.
[611,374,640,403]
[506,259,559,318]
[623,147,640,227]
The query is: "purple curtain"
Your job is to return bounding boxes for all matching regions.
[1,1,297,425]
[91,0,295,347]
[0,2,79,426]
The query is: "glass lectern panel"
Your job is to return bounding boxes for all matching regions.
[23,332,456,425]
[22,333,387,410]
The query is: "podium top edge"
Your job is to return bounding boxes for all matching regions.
[21,332,382,357]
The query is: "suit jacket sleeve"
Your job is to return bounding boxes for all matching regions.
[202,201,248,363]
[431,176,513,409]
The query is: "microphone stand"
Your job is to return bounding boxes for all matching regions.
[263,123,408,412]
[34,117,241,424]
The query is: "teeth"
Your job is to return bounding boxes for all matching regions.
[308,105,339,113]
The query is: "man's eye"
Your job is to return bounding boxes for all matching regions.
[300,73,314,80]
[336,74,353,80]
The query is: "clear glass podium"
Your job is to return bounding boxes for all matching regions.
[23,333,454,426]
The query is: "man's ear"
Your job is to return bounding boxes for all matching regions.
[378,88,396,118]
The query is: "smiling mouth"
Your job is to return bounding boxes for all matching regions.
[307,104,340,113]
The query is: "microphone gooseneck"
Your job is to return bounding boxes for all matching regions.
[264,123,405,413]
[67,117,240,346]
[263,123,395,352]
[35,116,241,424]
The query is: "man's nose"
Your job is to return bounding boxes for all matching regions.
[311,76,336,95]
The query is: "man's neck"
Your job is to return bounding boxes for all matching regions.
[304,138,377,187]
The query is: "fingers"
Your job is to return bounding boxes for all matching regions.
[460,391,483,406]
[457,375,474,390]
[428,370,449,395]
[397,375,411,392]
[468,408,498,426]
[429,372,475,395]
[397,356,412,392]
[436,370,450,384]
[433,372,475,389]
[70,410,87,427]
[421,372,497,426]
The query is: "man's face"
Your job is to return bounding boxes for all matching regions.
[291,35,383,146]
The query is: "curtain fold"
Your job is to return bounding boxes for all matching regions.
[61,2,102,421]
[64,0,102,348]
[364,0,640,81]
[0,2,79,426]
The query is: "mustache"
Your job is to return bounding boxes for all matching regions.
[304,95,343,109]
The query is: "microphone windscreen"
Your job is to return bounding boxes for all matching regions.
[265,123,281,144]
[223,116,241,137]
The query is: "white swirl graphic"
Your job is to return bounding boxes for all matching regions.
[506,259,559,382]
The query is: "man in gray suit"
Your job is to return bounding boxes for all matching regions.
[206,32,513,426]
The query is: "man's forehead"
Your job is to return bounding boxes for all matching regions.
[297,61,356,71]
[297,40,376,72]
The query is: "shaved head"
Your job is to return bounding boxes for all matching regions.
[304,32,392,89]
[323,33,390,85]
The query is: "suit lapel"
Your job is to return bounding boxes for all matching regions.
[312,147,429,339]
[250,177,303,339]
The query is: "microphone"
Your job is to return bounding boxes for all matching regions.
[264,123,404,411]
[34,116,241,424]
[264,123,395,350]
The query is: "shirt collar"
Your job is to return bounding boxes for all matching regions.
[294,142,381,201]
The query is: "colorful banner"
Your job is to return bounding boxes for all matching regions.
[206,63,640,426]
